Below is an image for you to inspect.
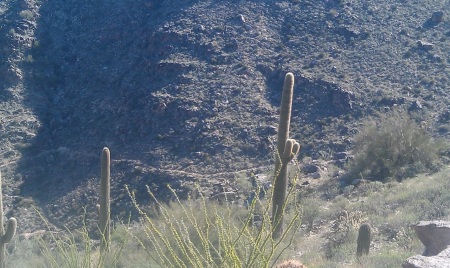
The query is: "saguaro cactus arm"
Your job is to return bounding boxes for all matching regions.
[282,139,300,164]
[0,219,16,244]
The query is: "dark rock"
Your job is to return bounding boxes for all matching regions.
[294,75,357,117]
[410,100,423,111]
[430,11,444,24]
[423,11,445,29]
[333,152,348,160]
[238,14,246,24]
[194,24,205,32]
[331,86,355,111]
[438,110,450,123]
[377,96,406,107]
[303,164,319,174]
[417,40,434,51]
[333,170,344,178]
[335,26,369,43]
[264,126,278,135]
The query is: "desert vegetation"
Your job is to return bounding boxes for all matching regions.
[2,74,449,268]
[344,108,441,183]
[1,0,450,267]
[5,161,450,268]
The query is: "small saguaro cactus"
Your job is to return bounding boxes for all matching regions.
[99,147,111,252]
[356,222,372,257]
[272,72,300,239]
[0,171,17,268]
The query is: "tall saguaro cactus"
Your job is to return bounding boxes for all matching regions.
[99,147,111,252]
[0,172,17,268]
[275,72,295,174]
[272,73,300,239]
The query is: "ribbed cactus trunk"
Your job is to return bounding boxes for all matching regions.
[99,147,111,252]
[275,73,295,174]
[0,172,17,268]
[272,73,296,239]
[356,222,372,257]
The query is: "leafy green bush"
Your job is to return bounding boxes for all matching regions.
[346,108,440,182]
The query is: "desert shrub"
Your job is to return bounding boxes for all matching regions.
[300,197,320,234]
[346,108,440,182]
[126,182,301,268]
[324,210,367,259]
[35,209,129,268]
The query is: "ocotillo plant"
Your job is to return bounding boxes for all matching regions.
[356,222,372,257]
[99,147,111,252]
[272,72,300,239]
[0,171,17,268]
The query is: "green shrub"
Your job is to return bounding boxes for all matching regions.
[346,108,440,182]
[126,183,301,268]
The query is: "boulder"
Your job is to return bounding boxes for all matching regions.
[414,221,450,256]
[333,152,349,161]
[417,40,434,51]
[423,11,445,28]
[402,221,450,268]
[430,11,444,24]
[303,164,319,174]
[310,172,321,179]
[403,247,450,268]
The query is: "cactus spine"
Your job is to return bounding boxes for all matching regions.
[0,171,17,268]
[99,147,111,252]
[272,72,300,239]
[356,222,372,257]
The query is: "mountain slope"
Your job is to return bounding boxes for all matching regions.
[0,0,449,231]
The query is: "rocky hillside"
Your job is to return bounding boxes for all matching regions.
[0,0,449,232]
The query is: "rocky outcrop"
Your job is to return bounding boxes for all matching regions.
[403,221,450,268]
[414,221,450,256]
[403,247,450,268]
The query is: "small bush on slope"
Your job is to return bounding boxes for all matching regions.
[346,108,440,182]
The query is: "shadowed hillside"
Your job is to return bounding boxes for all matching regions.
[0,0,449,230]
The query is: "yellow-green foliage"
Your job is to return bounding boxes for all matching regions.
[34,208,128,268]
[126,183,301,268]
[8,167,450,268]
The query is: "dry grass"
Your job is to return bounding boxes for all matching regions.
[7,165,450,267]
